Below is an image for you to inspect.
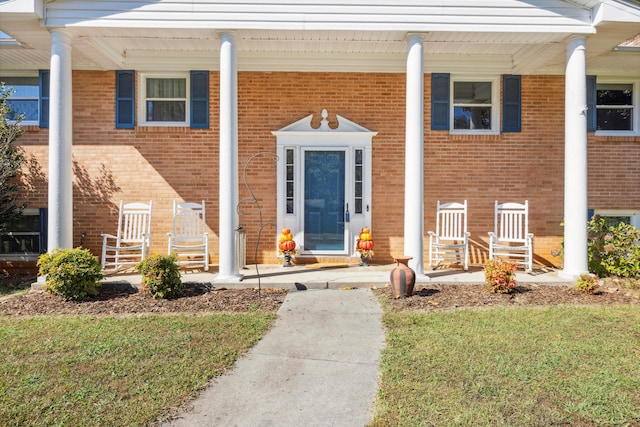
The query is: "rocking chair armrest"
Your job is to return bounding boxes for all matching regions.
[427,231,437,237]
[101,233,117,243]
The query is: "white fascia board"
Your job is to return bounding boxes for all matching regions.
[593,1,640,23]
[0,0,43,17]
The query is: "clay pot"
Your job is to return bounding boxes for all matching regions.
[390,256,416,298]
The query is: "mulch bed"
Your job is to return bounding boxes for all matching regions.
[0,284,287,317]
[1,280,639,318]
[377,283,640,311]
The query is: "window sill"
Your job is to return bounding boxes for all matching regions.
[450,130,501,136]
[0,254,40,262]
[595,131,639,137]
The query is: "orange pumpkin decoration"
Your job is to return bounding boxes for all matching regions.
[280,240,296,251]
[362,240,374,250]
[361,227,370,234]
[282,228,291,235]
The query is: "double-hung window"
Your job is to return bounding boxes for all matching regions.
[596,81,637,134]
[1,76,39,125]
[451,77,499,134]
[139,73,189,126]
[453,81,492,130]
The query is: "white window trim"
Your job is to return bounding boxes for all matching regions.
[137,72,190,127]
[0,208,41,261]
[594,209,640,229]
[1,73,40,126]
[450,75,500,135]
[595,79,639,137]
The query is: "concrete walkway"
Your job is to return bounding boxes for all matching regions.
[164,288,385,427]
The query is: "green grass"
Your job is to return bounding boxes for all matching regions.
[371,306,640,426]
[0,313,276,426]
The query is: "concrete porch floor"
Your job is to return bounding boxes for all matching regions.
[102,262,572,290]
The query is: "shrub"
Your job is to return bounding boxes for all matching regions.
[135,254,183,299]
[37,248,103,301]
[588,216,640,278]
[576,273,600,295]
[484,259,518,294]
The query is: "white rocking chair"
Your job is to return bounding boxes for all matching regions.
[428,200,470,270]
[168,200,209,271]
[488,200,534,272]
[101,200,153,271]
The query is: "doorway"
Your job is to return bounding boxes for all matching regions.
[274,110,377,258]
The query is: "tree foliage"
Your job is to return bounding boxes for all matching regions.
[0,82,26,233]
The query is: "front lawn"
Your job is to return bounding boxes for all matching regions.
[0,313,276,426]
[371,306,640,426]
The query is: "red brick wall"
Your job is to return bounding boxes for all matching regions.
[12,71,640,270]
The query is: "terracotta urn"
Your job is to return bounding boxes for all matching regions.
[390,256,416,299]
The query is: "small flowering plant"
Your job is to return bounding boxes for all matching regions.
[484,259,518,294]
[576,273,600,295]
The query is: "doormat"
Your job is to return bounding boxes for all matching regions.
[304,263,350,269]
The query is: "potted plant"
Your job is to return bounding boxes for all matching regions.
[278,228,298,267]
[355,227,374,266]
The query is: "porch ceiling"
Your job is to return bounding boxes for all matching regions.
[0,15,638,76]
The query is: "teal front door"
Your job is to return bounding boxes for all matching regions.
[304,150,345,251]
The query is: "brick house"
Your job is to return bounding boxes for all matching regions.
[1,0,639,280]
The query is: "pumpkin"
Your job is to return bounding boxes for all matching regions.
[361,227,370,234]
[281,228,291,235]
[357,240,364,250]
[359,232,372,241]
[286,233,293,241]
[279,240,296,251]
[279,234,289,242]
[362,240,374,250]
[281,240,296,251]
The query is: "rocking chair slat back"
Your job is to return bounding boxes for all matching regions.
[168,200,209,271]
[489,200,534,272]
[428,200,470,271]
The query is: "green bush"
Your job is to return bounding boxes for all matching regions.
[484,259,518,294]
[135,254,183,299]
[588,216,640,278]
[576,273,599,295]
[37,248,103,301]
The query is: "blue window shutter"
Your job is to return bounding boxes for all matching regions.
[586,75,596,132]
[502,75,521,132]
[39,70,49,128]
[116,70,135,129]
[190,70,209,129]
[431,73,450,130]
[39,208,48,254]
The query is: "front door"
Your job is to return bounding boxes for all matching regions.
[303,150,346,251]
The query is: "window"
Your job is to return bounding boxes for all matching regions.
[0,209,47,261]
[451,77,499,133]
[139,73,189,125]
[1,76,39,124]
[594,210,640,229]
[597,83,635,132]
[285,149,295,214]
[354,149,363,214]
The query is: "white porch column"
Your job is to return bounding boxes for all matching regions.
[561,36,589,278]
[216,33,242,281]
[403,34,425,276]
[48,29,73,251]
